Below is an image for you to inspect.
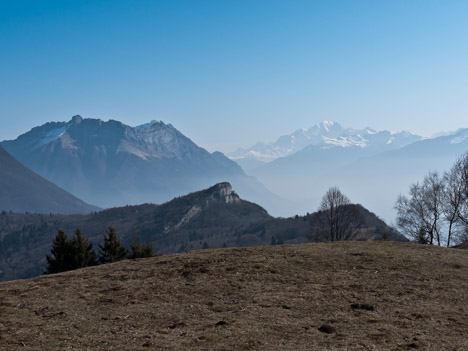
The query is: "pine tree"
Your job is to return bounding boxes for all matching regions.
[46,229,97,274]
[98,227,128,264]
[129,237,154,259]
[46,229,71,274]
[71,229,97,268]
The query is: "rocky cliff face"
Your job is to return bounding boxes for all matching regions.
[207,182,241,204]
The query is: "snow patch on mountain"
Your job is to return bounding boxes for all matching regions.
[450,135,468,144]
[35,124,71,149]
[321,135,367,149]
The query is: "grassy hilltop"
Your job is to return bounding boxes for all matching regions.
[1,241,467,350]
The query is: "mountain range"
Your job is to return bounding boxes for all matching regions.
[228,121,422,172]
[229,121,468,220]
[0,145,98,214]
[0,182,405,281]
[1,116,280,215]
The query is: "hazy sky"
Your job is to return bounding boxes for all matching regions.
[1,0,467,152]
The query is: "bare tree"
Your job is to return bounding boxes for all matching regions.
[442,157,466,247]
[395,183,430,243]
[395,172,444,245]
[310,187,363,241]
[422,172,444,246]
[397,152,468,247]
[455,153,468,227]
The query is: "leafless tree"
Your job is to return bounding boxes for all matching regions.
[422,172,444,246]
[396,156,468,246]
[395,183,431,243]
[395,172,445,245]
[455,153,468,227]
[310,187,363,241]
[442,157,466,247]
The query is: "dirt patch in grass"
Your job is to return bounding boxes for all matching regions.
[0,241,467,350]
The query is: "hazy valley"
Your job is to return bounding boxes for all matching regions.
[230,121,468,220]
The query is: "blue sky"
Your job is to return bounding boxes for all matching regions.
[1,0,467,152]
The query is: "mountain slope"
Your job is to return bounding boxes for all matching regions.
[1,242,467,350]
[1,116,279,213]
[0,182,405,281]
[0,145,99,214]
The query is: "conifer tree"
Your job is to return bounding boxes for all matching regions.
[71,229,97,268]
[98,227,128,263]
[46,229,97,274]
[46,229,71,274]
[129,237,154,259]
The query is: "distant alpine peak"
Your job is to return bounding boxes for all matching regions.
[317,120,340,132]
[228,121,423,164]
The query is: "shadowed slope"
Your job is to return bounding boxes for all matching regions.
[0,146,99,214]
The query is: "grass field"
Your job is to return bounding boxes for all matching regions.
[0,241,467,350]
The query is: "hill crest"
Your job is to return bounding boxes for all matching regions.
[0,241,466,350]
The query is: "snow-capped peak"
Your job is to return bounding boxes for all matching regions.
[320,120,335,131]
[227,121,423,166]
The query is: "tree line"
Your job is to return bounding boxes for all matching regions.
[46,226,154,274]
[395,152,468,246]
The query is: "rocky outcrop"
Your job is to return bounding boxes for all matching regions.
[208,183,241,204]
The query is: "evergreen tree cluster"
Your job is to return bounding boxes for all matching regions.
[46,226,154,275]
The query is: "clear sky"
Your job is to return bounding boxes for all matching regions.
[1,0,467,152]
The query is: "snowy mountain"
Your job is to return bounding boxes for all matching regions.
[228,121,422,172]
[249,125,468,221]
[1,116,280,214]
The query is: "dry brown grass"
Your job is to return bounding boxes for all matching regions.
[0,241,467,350]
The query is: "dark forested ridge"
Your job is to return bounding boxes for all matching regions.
[0,183,405,281]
